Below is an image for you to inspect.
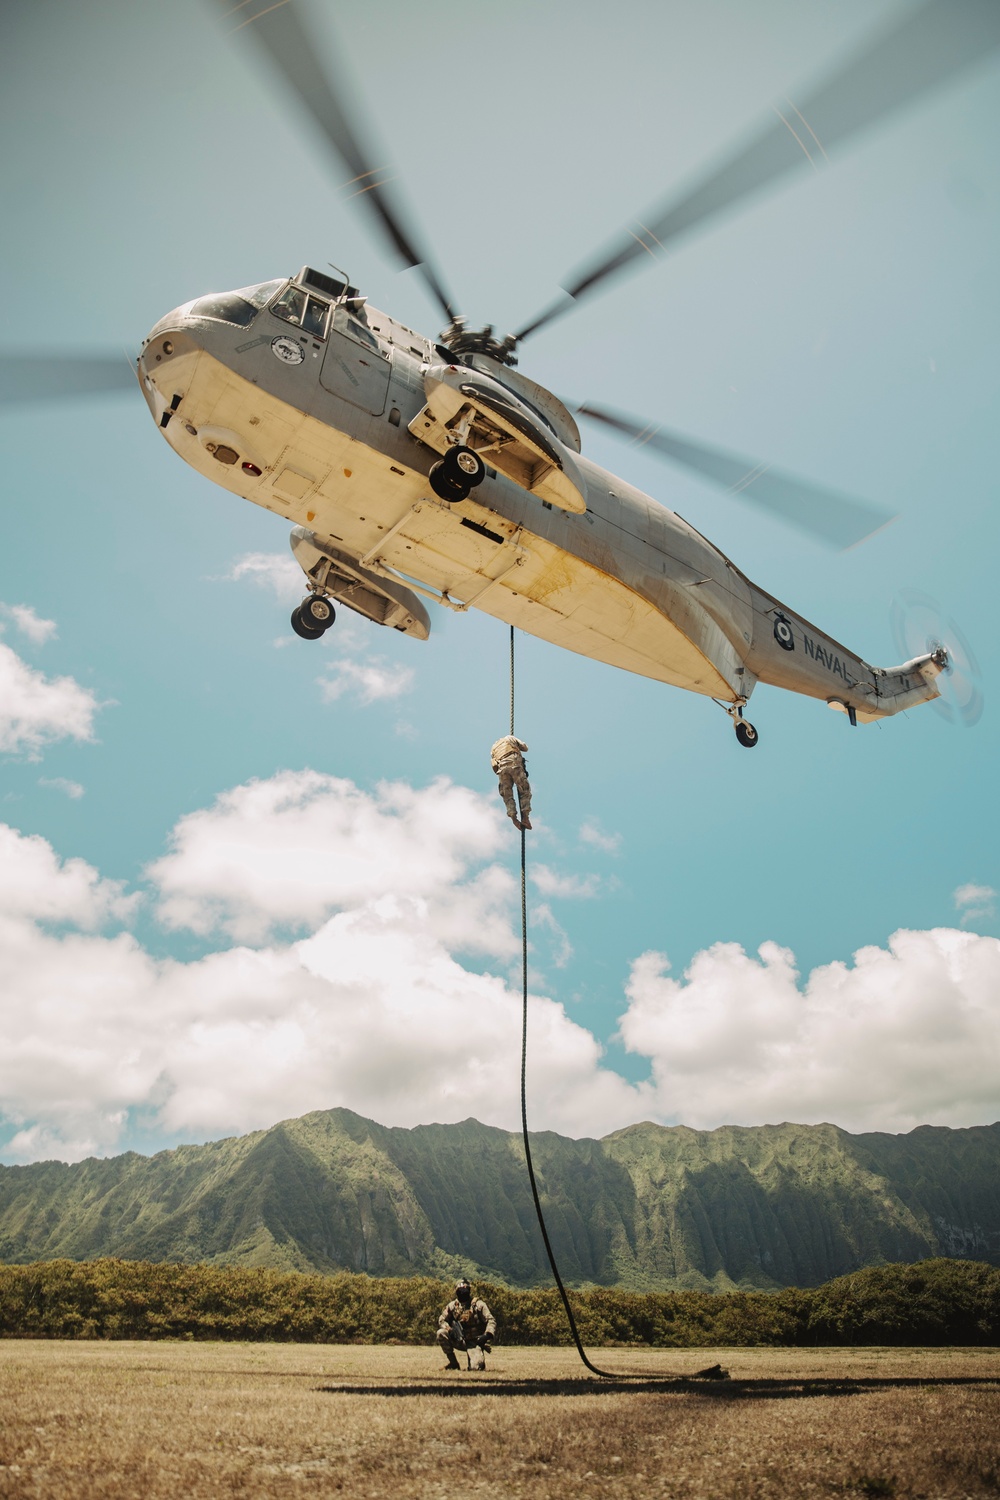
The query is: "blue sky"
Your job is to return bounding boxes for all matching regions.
[1,0,998,1162]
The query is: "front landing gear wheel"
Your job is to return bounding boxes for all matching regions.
[735,720,759,748]
[300,595,336,631]
[291,604,325,640]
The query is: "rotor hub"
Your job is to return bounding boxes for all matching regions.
[439,317,519,367]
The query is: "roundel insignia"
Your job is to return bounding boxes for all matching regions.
[271,335,305,366]
[773,613,795,651]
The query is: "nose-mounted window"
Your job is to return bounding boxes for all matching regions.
[270,285,331,340]
[187,280,284,328]
[187,292,260,328]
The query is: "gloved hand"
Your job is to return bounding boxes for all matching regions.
[478,1337,492,1352]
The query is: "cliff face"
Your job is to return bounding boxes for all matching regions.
[2,1111,998,1291]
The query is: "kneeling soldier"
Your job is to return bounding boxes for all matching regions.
[436,1278,496,1370]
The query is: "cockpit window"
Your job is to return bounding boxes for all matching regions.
[234,279,284,309]
[270,285,307,327]
[302,297,330,338]
[188,291,263,327]
[270,285,330,339]
[185,280,286,328]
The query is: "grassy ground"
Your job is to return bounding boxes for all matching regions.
[1,1341,999,1499]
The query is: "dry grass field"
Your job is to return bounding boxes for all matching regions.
[1,1341,998,1499]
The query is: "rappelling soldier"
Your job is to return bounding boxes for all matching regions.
[490,734,532,831]
[436,1279,497,1371]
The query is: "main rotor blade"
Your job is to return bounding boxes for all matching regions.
[223,0,457,325]
[0,355,138,406]
[577,403,894,549]
[516,0,1000,341]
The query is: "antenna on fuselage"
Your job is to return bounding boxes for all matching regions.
[326,263,352,306]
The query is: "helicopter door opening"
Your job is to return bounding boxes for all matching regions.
[320,306,391,415]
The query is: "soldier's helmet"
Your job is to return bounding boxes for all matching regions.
[455,1278,472,1304]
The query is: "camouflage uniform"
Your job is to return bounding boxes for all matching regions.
[490,735,532,830]
[437,1283,497,1370]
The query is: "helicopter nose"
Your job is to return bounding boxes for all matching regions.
[140,300,200,367]
[138,316,202,431]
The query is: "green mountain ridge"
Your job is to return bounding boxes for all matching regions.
[2,1111,998,1292]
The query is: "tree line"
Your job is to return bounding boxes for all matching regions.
[1,1257,997,1345]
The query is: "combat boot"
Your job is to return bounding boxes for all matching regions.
[443,1349,461,1371]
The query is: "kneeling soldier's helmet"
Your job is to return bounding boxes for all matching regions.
[455,1279,472,1305]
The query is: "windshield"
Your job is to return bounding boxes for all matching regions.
[234,280,284,309]
[187,280,283,328]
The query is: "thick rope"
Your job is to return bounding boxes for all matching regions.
[510,626,630,1379]
[519,824,617,1378]
[508,628,719,1384]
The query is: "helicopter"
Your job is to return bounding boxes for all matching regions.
[9,0,997,746]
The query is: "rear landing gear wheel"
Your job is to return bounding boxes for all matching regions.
[735,720,759,748]
[429,460,469,503]
[300,594,336,631]
[291,603,325,640]
[429,445,485,503]
[449,445,485,487]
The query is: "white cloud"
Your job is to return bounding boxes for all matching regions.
[318,656,414,704]
[5,771,1000,1166]
[619,929,1000,1134]
[4,1122,112,1164]
[39,777,85,800]
[954,883,996,927]
[531,902,574,969]
[1,603,57,645]
[0,642,100,757]
[226,551,304,604]
[0,780,644,1161]
[579,818,622,855]
[0,900,643,1161]
[147,771,511,948]
[531,864,600,900]
[0,823,135,928]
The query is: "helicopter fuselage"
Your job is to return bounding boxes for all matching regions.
[138,272,943,730]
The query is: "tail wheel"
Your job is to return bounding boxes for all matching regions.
[735,720,759,748]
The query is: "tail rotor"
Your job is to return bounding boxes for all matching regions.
[890,590,984,728]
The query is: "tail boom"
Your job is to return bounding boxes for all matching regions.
[858,649,947,723]
[743,580,947,725]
